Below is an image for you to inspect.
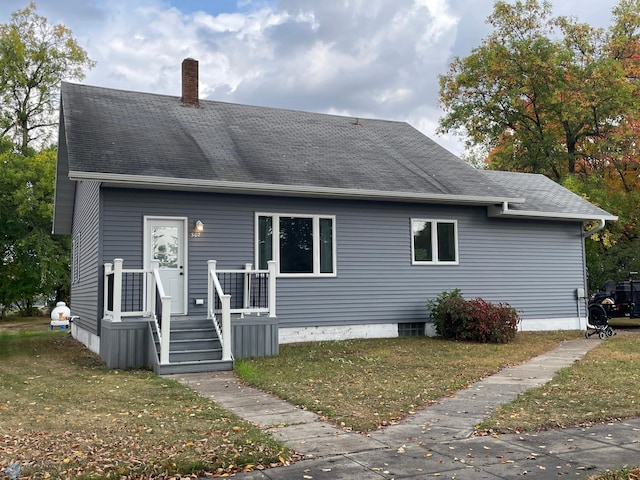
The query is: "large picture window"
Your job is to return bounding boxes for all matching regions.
[256,213,336,276]
[412,219,458,265]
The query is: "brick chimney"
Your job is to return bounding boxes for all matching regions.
[181,58,199,107]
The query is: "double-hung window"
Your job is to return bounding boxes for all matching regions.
[411,219,458,265]
[256,213,336,276]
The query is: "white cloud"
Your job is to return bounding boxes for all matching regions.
[0,0,623,156]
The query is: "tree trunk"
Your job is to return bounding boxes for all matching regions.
[20,118,29,156]
[566,133,577,175]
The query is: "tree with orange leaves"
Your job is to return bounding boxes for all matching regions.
[438,0,640,181]
[438,0,640,289]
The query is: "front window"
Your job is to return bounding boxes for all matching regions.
[257,215,273,270]
[279,216,313,273]
[412,219,458,264]
[257,213,336,276]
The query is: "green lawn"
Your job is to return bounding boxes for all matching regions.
[4,317,639,480]
[0,319,293,479]
[477,332,640,432]
[235,330,584,432]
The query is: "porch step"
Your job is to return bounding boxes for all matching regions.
[169,317,214,330]
[169,347,223,363]
[156,359,233,375]
[152,316,230,372]
[170,327,217,340]
[170,337,220,351]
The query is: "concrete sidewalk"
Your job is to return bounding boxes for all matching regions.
[168,337,640,479]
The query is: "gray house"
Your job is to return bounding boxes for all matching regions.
[53,59,616,374]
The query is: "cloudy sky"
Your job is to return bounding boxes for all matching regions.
[0,0,622,155]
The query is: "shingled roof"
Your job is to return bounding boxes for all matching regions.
[57,82,520,198]
[54,81,616,234]
[485,170,616,221]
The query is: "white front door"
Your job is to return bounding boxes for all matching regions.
[144,217,187,315]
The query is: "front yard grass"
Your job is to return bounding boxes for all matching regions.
[4,316,639,479]
[477,332,640,433]
[235,330,583,432]
[588,466,640,480]
[0,318,293,479]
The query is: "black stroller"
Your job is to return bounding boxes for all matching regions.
[586,302,615,339]
[585,274,640,339]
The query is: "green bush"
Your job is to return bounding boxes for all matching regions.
[427,290,520,343]
[426,289,468,340]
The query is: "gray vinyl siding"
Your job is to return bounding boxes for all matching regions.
[101,188,588,330]
[101,189,254,318]
[70,181,101,334]
[277,204,585,326]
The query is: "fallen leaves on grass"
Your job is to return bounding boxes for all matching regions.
[0,334,295,479]
[587,466,640,480]
[477,335,640,434]
[1,427,297,479]
[236,332,583,432]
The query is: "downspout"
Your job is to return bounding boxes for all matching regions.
[501,201,509,214]
[582,219,606,239]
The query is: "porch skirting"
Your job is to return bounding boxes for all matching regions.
[100,317,149,369]
[232,316,279,358]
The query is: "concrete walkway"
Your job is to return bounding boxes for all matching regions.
[168,337,640,479]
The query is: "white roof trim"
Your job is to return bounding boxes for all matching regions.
[68,171,526,206]
[487,204,618,222]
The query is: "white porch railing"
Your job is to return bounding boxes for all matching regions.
[103,258,172,365]
[207,260,277,361]
[104,258,277,366]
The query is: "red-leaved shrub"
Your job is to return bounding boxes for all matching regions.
[428,290,520,343]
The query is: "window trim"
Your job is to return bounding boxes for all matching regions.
[411,218,459,265]
[255,212,337,277]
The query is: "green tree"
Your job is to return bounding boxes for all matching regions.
[438,0,640,181]
[0,148,70,317]
[0,2,94,154]
[0,4,92,316]
[438,0,640,289]
[562,173,640,290]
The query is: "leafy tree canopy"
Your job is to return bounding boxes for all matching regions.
[0,148,70,317]
[438,0,640,181]
[438,0,640,290]
[0,2,94,154]
[0,3,92,316]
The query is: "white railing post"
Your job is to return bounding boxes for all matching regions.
[243,263,252,310]
[104,262,113,318]
[267,260,277,318]
[207,260,217,320]
[112,258,123,322]
[221,294,232,361]
[160,296,171,365]
[149,260,159,316]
